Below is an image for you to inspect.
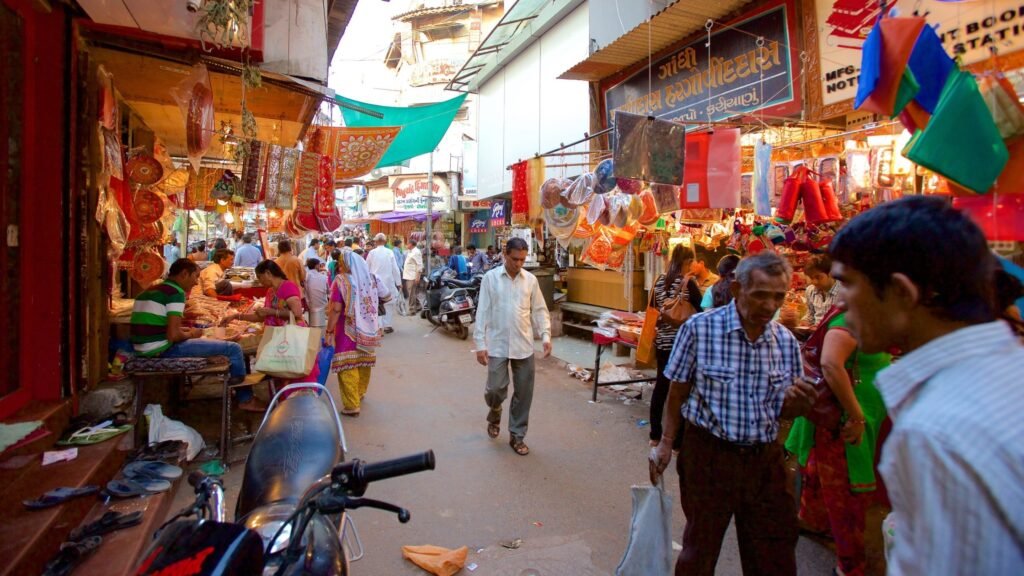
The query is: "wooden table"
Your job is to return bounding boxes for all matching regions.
[591,332,657,402]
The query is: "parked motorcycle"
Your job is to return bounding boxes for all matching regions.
[136,383,435,575]
[420,266,478,340]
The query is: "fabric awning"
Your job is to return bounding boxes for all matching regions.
[335,94,468,168]
[373,211,442,223]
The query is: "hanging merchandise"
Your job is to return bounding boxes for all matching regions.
[131,250,166,288]
[185,167,224,210]
[593,158,616,194]
[580,227,613,270]
[616,177,644,195]
[978,74,1024,140]
[315,155,342,232]
[171,63,216,173]
[650,184,680,214]
[799,168,831,225]
[101,128,123,181]
[845,149,872,199]
[511,161,529,225]
[133,188,166,225]
[613,111,686,185]
[126,152,164,186]
[99,186,130,260]
[241,140,269,202]
[544,203,579,246]
[158,167,190,198]
[854,17,926,118]
[754,141,773,216]
[587,193,608,225]
[564,173,595,207]
[294,151,322,231]
[97,65,117,131]
[314,126,402,180]
[638,190,659,225]
[526,157,546,223]
[681,130,742,209]
[263,145,301,210]
[210,170,241,204]
[541,178,571,209]
[903,70,1009,194]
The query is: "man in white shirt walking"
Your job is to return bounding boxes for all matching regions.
[474,238,552,456]
[830,196,1024,576]
[301,238,321,263]
[366,233,402,333]
[403,241,425,314]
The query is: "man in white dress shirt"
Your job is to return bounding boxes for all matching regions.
[830,196,1024,576]
[366,233,402,333]
[474,238,551,456]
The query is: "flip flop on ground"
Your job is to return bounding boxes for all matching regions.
[23,486,100,510]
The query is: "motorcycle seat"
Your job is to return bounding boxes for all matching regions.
[446,278,476,288]
[235,393,341,521]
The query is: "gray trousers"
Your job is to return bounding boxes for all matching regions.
[485,355,535,440]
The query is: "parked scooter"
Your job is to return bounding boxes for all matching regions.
[420,267,478,340]
[136,383,435,576]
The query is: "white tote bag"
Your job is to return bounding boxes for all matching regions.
[254,312,320,379]
[615,483,674,576]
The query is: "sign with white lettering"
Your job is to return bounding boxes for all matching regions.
[388,175,450,212]
[817,0,1024,106]
[604,0,800,126]
[367,187,394,213]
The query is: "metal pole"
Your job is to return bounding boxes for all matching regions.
[425,150,434,279]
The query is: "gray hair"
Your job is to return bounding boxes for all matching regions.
[374,233,387,243]
[735,252,792,288]
[417,241,426,249]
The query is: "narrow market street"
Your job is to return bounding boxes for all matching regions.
[192,313,839,575]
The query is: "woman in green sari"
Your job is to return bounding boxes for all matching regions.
[786,309,890,576]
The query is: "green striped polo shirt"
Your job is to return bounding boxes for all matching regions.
[130,280,187,356]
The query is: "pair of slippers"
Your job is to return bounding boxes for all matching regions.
[40,510,144,576]
[106,461,182,498]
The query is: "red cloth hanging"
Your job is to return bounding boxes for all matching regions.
[953,195,1024,241]
[680,133,709,209]
[511,161,529,225]
[681,130,741,209]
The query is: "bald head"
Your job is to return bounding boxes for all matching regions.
[374,233,387,243]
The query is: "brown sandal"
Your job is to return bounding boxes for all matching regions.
[509,438,529,456]
[487,423,500,439]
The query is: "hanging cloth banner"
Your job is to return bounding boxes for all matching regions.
[680,130,741,210]
[511,161,529,226]
[310,126,403,180]
[294,151,322,231]
[263,145,300,210]
[335,93,468,167]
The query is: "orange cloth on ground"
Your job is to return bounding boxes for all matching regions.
[401,545,469,576]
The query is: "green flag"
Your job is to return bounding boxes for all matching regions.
[335,93,468,168]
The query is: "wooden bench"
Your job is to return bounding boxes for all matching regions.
[128,360,272,463]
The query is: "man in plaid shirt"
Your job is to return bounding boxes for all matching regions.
[651,251,817,576]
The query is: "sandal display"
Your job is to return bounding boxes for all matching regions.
[23,486,101,510]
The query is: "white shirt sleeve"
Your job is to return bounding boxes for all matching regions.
[474,273,491,352]
[531,276,551,344]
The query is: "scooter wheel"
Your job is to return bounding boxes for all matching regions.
[457,325,469,340]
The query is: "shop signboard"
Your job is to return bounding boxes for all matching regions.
[460,198,492,210]
[816,0,1024,107]
[388,175,450,212]
[603,0,800,127]
[469,211,489,234]
[490,200,508,227]
[367,187,394,213]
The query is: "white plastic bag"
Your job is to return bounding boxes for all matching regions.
[615,483,674,576]
[145,404,204,461]
[254,312,320,378]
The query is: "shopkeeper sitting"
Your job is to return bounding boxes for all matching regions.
[130,259,259,411]
[195,249,235,298]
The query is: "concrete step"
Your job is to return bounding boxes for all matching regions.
[0,433,128,576]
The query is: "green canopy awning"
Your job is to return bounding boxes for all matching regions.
[335,93,468,168]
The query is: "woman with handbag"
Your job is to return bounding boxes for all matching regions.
[785,304,890,576]
[648,245,703,448]
[326,250,382,417]
[220,259,320,409]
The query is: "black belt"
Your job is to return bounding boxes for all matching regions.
[686,422,771,455]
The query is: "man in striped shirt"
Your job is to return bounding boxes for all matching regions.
[831,196,1024,576]
[131,259,249,398]
[650,252,818,576]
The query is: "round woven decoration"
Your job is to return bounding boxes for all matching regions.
[131,251,165,287]
[133,189,166,225]
[126,154,164,186]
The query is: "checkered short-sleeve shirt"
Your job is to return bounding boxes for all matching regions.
[665,301,804,444]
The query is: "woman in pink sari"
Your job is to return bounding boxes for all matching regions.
[222,260,319,406]
[325,250,381,416]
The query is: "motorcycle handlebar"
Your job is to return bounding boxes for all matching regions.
[362,450,436,484]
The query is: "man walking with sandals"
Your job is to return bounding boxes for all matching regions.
[474,238,552,455]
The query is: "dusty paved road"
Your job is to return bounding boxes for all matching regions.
[314,314,836,575]
[177,313,838,574]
